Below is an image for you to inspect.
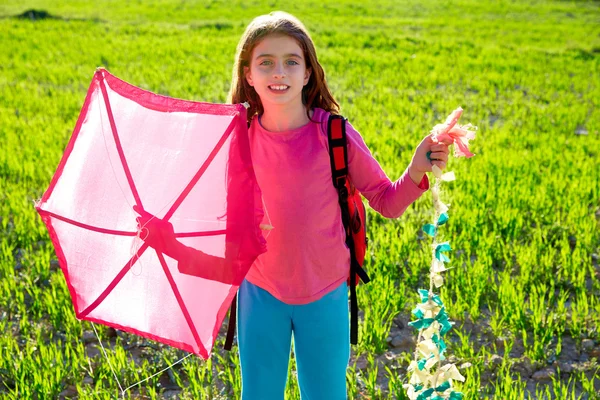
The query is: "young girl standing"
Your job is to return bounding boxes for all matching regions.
[226,11,451,400]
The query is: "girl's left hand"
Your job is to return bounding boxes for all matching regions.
[133,205,177,252]
[408,134,452,180]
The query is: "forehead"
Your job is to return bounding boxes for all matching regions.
[252,34,304,58]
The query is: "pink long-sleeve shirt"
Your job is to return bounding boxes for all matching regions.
[245,108,429,305]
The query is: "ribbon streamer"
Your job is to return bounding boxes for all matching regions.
[404,107,476,400]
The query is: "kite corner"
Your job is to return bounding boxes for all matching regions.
[33,197,43,210]
[95,66,108,78]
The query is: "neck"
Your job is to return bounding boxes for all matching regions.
[260,102,311,132]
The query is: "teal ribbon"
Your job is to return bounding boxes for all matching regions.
[422,382,453,400]
[436,308,453,336]
[416,388,434,400]
[432,333,447,356]
[430,293,444,307]
[423,223,436,237]
[415,389,462,400]
[436,242,451,252]
[437,212,449,225]
[408,306,452,334]
[409,290,450,331]
[422,213,449,238]
[418,289,430,303]
[418,290,443,306]
[416,354,435,370]
[412,306,424,319]
[435,242,451,263]
[408,318,432,330]
[435,381,451,392]
[419,289,444,307]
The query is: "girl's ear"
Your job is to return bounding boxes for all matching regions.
[304,67,312,86]
[244,66,254,87]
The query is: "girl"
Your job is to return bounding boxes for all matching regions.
[138,10,451,400]
[227,11,450,400]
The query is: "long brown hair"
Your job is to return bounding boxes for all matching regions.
[228,11,339,124]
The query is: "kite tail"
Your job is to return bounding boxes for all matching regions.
[404,108,477,400]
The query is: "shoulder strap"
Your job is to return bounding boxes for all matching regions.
[327,115,349,190]
[327,114,362,345]
[224,294,237,351]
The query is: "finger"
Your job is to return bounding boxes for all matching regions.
[429,151,448,162]
[431,143,451,152]
[432,152,449,162]
[133,204,146,217]
[434,136,453,146]
[133,205,154,219]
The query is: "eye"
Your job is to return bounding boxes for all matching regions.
[259,60,273,66]
[286,60,299,66]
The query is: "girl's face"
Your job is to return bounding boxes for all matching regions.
[245,34,311,111]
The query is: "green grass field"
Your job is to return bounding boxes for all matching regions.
[1,0,600,398]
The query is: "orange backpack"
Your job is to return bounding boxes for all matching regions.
[327,115,371,345]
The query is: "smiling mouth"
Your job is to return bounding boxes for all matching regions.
[268,85,289,91]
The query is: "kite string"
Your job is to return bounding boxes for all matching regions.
[129,224,150,276]
[261,196,274,239]
[91,322,125,395]
[90,322,194,398]
[121,353,193,394]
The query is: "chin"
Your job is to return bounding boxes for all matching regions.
[263,94,303,107]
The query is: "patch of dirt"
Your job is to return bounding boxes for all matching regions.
[349,311,600,399]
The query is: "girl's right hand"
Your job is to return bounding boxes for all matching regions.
[408,134,452,184]
[133,205,176,253]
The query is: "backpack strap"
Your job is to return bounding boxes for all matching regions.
[327,114,368,345]
[327,115,350,190]
[224,293,237,351]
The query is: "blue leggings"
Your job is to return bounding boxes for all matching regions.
[237,278,350,400]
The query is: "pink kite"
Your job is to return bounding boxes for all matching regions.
[36,68,266,359]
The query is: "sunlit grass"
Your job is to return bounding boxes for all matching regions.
[1,0,599,398]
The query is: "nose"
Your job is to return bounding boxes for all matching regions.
[272,63,286,79]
